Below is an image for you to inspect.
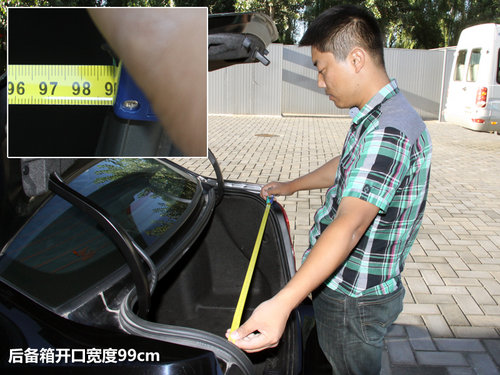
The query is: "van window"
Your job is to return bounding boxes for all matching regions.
[497,49,500,84]
[467,48,481,82]
[454,50,467,81]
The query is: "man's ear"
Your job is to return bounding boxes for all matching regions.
[350,48,365,73]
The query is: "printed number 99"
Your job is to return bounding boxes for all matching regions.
[117,349,137,361]
[104,82,115,96]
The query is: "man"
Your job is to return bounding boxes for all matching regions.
[227,5,432,374]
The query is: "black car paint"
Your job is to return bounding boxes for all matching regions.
[0,156,221,372]
[0,280,222,374]
[0,156,311,375]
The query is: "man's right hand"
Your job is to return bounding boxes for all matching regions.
[260,181,295,199]
[260,155,340,200]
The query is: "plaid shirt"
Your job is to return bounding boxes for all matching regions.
[305,80,432,297]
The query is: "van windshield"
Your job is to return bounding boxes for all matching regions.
[497,49,500,84]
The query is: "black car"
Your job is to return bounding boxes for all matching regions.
[0,155,325,374]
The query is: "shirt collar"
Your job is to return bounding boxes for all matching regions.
[352,79,399,125]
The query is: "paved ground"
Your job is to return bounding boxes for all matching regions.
[175,115,500,375]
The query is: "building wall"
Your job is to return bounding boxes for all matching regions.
[385,48,445,120]
[208,44,282,115]
[208,44,453,120]
[282,45,347,116]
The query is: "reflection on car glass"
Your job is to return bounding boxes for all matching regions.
[0,159,199,308]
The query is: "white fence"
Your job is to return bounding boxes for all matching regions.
[209,44,455,120]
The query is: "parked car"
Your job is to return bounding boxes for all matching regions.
[0,152,332,374]
[443,23,500,132]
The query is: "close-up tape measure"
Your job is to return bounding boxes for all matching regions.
[8,65,118,106]
[8,64,158,122]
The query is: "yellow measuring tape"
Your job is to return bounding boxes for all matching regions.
[229,195,273,341]
[7,65,118,105]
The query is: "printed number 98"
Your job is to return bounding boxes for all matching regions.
[72,82,91,96]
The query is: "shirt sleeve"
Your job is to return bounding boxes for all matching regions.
[341,126,412,213]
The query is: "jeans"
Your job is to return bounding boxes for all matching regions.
[312,281,405,375]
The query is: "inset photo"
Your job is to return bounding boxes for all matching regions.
[7,7,208,157]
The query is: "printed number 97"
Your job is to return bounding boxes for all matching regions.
[39,82,58,96]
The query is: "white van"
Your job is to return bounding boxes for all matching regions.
[444,23,500,132]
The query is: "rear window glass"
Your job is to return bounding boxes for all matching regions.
[0,159,200,308]
[467,48,481,82]
[454,49,467,81]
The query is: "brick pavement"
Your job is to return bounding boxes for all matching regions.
[175,115,500,375]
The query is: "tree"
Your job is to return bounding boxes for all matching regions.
[302,0,499,49]
[2,0,498,73]
[233,0,312,44]
[170,0,235,13]
[437,0,500,46]
[391,0,444,48]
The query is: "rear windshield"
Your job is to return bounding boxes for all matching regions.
[0,159,200,308]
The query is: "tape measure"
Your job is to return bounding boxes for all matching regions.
[229,195,273,341]
[8,65,118,106]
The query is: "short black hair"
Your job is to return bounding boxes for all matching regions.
[300,5,385,67]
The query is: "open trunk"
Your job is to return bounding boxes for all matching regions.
[145,191,299,374]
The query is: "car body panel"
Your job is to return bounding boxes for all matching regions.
[0,156,306,374]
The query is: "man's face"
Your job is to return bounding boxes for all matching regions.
[311,46,357,109]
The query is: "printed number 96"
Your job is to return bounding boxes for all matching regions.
[8,81,25,95]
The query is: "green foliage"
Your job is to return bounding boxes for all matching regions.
[1,0,498,72]
[172,0,235,13]
[104,0,175,6]
[234,0,312,43]
[302,0,499,49]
